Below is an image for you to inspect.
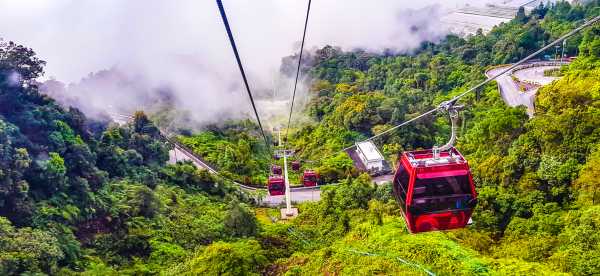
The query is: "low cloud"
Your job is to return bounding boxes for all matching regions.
[0,0,477,128]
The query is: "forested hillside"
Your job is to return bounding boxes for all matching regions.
[1,1,600,275]
[177,120,271,186]
[278,2,600,274]
[0,40,264,274]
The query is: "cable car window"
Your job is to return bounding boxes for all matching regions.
[270,183,283,191]
[305,175,317,182]
[411,174,472,213]
[414,175,471,197]
[395,164,410,203]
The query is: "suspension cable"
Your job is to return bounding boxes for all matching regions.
[347,248,436,276]
[448,14,600,103]
[326,14,600,158]
[287,226,435,275]
[216,0,270,148]
[284,0,312,145]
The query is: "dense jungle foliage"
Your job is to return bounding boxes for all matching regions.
[277,2,600,274]
[0,40,259,274]
[1,1,599,275]
[177,121,271,186]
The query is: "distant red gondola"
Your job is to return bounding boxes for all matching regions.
[302,170,318,187]
[271,165,282,175]
[291,161,301,171]
[392,147,477,233]
[268,175,285,196]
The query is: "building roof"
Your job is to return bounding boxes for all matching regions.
[356,141,384,162]
[402,148,468,172]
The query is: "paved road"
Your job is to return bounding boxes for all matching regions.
[261,188,322,206]
[260,174,393,205]
[169,143,324,204]
[169,146,394,205]
[113,113,395,205]
[486,62,561,117]
[168,141,330,205]
[372,174,394,184]
[513,65,559,86]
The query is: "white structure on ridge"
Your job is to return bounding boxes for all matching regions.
[442,0,576,36]
[355,141,386,174]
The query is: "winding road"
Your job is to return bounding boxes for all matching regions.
[166,135,327,205]
[167,140,398,205]
[485,61,564,117]
[107,112,327,205]
[170,143,325,205]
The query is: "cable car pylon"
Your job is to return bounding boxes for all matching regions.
[268,127,298,218]
[281,146,298,218]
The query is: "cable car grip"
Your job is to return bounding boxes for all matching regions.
[433,102,464,159]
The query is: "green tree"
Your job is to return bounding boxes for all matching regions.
[167,240,267,276]
[224,200,258,238]
[574,148,600,205]
[0,121,33,224]
[0,40,46,81]
[0,217,64,275]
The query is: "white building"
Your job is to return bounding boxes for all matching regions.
[355,141,386,173]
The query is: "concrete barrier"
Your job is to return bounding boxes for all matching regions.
[509,61,569,89]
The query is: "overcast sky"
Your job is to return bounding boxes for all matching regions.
[0,0,483,125]
[0,0,479,82]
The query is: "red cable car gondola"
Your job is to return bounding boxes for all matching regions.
[291,161,301,171]
[268,175,285,196]
[392,147,477,233]
[271,165,282,175]
[392,103,477,233]
[302,170,318,187]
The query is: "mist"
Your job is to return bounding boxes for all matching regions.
[0,0,477,129]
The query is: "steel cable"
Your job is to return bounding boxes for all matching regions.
[323,14,600,161]
[216,0,270,148]
[284,0,312,145]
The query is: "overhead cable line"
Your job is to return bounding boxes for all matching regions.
[448,14,600,103]
[287,226,436,275]
[332,14,600,157]
[347,248,436,276]
[216,0,270,148]
[284,0,312,145]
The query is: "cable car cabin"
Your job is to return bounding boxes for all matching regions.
[392,147,477,233]
[291,161,301,171]
[302,170,318,187]
[268,176,285,196]
[271,165,282,175]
